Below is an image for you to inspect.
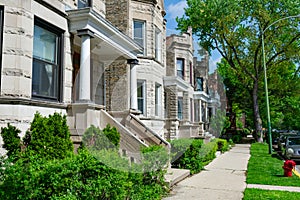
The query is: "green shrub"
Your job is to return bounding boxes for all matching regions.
[215,138,229,153]
[0,115,168,200]
[0,124,21,158]
[0,150,131,200]
[102,124,120,147]
[199,141,218,165]
[128,145,169,200]
[82,124,120,151]
[170,139,204,174]
[24,112,73,160]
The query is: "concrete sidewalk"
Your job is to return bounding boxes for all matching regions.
[163,144,251,200]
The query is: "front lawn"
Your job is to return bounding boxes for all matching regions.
[246,143,300,186]
[243,188,300,200]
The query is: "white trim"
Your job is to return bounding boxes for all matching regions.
[67,8,142,59]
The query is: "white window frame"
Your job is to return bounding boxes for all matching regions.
[133,20,146,55]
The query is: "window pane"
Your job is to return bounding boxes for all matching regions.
[33,25,57,64]
[196,77,203,91]
[177,59,184,79]
[32,60,57,98]
[78,0,90,8]
[134,21,144,48]
[178,97,183,120]
[137,81,145,114]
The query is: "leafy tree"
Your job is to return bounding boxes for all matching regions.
[177,0,300,140]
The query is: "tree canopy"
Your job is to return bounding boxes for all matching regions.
[177,0,300,139]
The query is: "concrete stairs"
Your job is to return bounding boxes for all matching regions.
[165,168,190,187]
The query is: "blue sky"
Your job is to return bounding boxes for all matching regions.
[164,0,221,73]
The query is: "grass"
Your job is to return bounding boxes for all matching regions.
[243,188,300,200]
[247,143,300,187]
[246,143,300,186]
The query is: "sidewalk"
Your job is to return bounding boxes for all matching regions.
[163,144,251,200]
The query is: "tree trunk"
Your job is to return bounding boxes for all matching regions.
[252,80,263,142]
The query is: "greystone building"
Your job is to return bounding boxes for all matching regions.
[0,0,220,158]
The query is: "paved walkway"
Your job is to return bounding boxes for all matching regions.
[163,144,251,200]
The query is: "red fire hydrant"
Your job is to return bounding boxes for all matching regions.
[282,160,296,177]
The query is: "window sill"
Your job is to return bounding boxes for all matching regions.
[0,97,68,109]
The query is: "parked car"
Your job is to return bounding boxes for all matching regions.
[284,136,300,161]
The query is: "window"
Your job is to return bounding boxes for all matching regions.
[178,97,183,120]
[189,62,193,85]
[176,58,184,79]
[32,18,63,101]
[155,28,162,62]
[137,80,146,114]
[0,6,3,89]
[155,83,161,116]
[78,0,91,8]
[196,77,204,91]
[133,20,145,54]
[190,98,193,122]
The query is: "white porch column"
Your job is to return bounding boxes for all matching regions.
[129,59,139,110]
[199,100,202,122]
[78,29,94,101]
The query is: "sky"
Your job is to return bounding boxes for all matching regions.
[164,0,222,73]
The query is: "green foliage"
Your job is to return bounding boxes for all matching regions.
[171,139,219,174]
[0,150,131,200]
[82,124,120,151]
[24,112,73,160]
[177,0,300,136]
[130,145,169,200]
[209,110,228,137]
[0,148,168,200]
[0,113,168,199]
[215,139,229,153]
[0,124,21,158]
[102,124,120,147]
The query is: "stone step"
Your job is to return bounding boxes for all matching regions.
[165,168,190,187]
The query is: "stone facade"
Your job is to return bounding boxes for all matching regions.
[0,0,219,155]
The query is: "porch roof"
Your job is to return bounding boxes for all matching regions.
[67,8,142,60]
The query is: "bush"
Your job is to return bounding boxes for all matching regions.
[82,124,120,151]
[0,114,168,200]
[129,145,169,200]
[216,138,229,153]
[0,147,168,200]
[23,112,73,160]
[0,150,131,200]
[170,139,204,174]
[0,124,21,158]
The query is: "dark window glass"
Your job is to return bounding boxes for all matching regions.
[177,59,184,79]
[137,81,145,114]
[32,18,63,101]
[178,97,183,120]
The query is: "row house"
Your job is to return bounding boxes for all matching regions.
[0,0,169,161]
[0,0,220,157]
[165,30,218,139]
